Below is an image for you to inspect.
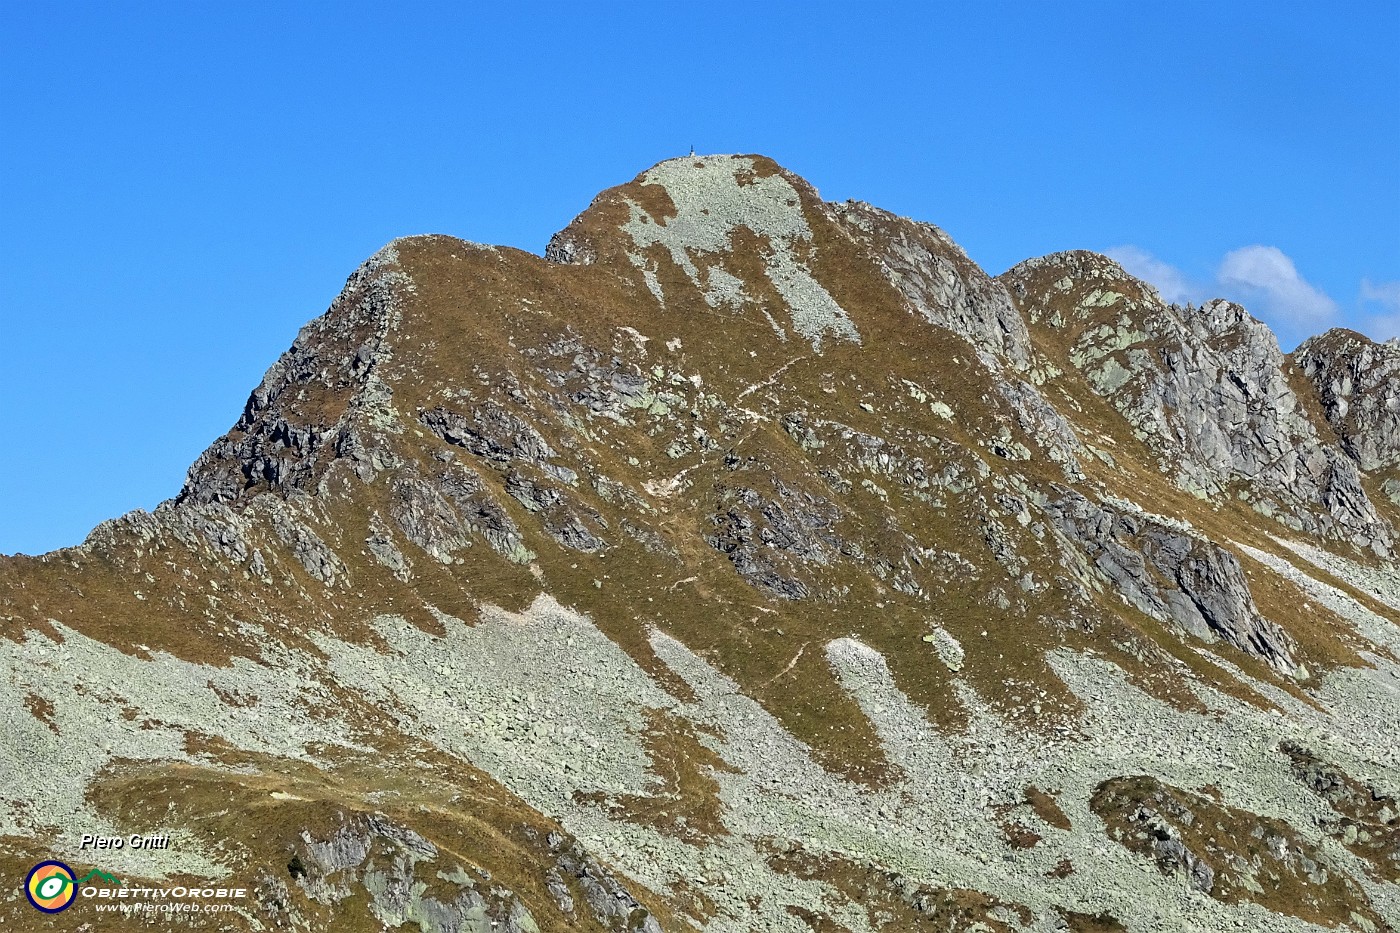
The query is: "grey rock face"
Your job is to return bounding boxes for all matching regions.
[389,470,477,564]
[504,469,607,553]
[1002,252,1393,556]
[280,814,544,933]
[708,482,842,600]
[367,512,414,580]
[832,200,1034,370]
[265,495,348,585]
[275,815,663,933]
[1294,329,1400,472]
[1146,823,1216,895]
[1043,488,1299,673]
[180,243,411,506]
[543,226,596,266]
[396,458,536,565]
[421,402,558,470]
[419,403,608,558]
[540,831,663,933]
[828,203,1088,480]
[996,379,1087,480]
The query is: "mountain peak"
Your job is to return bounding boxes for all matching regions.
[546,153,864,350]
[10,155,1400,933]
[546,153,806,264]
[1295,326,1400,473]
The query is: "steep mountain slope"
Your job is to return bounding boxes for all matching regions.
[2,155,1398,932]
[1296,330,1400,501]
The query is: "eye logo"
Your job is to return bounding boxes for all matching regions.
[25,860,76,913]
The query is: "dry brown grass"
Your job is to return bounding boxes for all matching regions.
[1092,774,1383,928]
[80,746,683,933]
[765,841,1031,931]
[1025,785,1072,831]
[574,709,735,844]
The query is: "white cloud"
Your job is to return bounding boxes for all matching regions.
[1216,245,1338,329]
[1100,245,1400,347]
[1105,245,1203,305]
[1359,278,1400,341]
[1360,278,1400,311]
[1103,243,1346,347]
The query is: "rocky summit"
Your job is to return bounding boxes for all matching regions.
[3,154,1399,933]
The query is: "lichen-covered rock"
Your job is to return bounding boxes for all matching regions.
[281,815,547,933]
[1003,252,1393,556]
[831,199,1034,370]
[1043,488,1299,673]
[1294,328,1400,472]
[180,242,411,505]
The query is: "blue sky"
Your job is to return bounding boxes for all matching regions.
[2,2,1397,555]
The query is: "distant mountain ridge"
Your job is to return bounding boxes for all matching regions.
[2,154,1398,932]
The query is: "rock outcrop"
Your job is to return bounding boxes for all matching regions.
[269,816,662,933]
[830,199,1034,370]
[1002,251,1393,556]
[1295,329,1400,473]
[179,243,411,505]
[1043,488,1300,673]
